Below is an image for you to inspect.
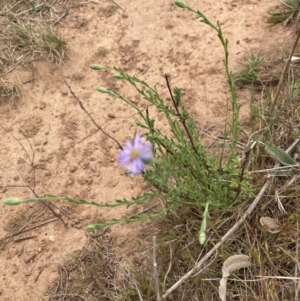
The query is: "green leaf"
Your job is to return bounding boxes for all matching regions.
[264,142,298,166]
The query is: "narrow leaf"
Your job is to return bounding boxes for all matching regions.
[264,142,297,166]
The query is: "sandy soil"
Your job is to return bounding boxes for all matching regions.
[0,0,294,300]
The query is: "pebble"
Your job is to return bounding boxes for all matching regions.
[48,235,55,242]
[54,209,61,216]
[70,166,77,173]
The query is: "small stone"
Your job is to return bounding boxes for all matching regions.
[11,264,18,274]
[70,166,77,173]
[75,224,82,229]
[48,235,55,242]
[23,241,37,263]
[123,56,130,62]
[66,178,74,186]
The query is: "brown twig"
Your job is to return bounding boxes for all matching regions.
[111,0,125,11]
[153,236,161,301]
[0,210,46,252]
[2,218,58,241]
[14,235,37,242]
[50,201,78,223]
[34,265,46,282]
[269,30,300,115]
[124,267,144,301]
[41,202,68,228]
[1,126,68,227]
[58,67,123,150]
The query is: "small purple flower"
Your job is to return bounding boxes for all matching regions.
[119,134,152,174]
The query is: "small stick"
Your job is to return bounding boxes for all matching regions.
[0,210,46,252]
[295,220,300,300]
[124,268,144,301]
[14,235,37,242]
[153,236,161,301]
[34,266,45,282]
[41,201,68,228]
[50,201,78,223]
[25,263,36,276]
[111,0,125,11]
[0,125,32,164]
[3,218,58,240]
[58,67,123,150]
[270,30,300,113]
[22,78,35,85]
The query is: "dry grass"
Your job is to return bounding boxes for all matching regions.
[0,0,71,105]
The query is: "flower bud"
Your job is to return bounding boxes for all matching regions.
[4,197,23,206]
[174,0,187,8]
[86,224,98,230]
[90,64,103,70]
[96,86,109,93]
[113,73,124,79]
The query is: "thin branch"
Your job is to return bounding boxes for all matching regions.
[269,30,300,114]
[5,218,59,239]
[14,235,37,242]
[164,74,210,170]
[58,68,123,150]
[41,201,68,228]
[153,236,161,301]
[1,126,67,227]
[111,0,125,11]
[165,74,197,153]
[124,268,144,301]
[18,129,35,190]
[0,125,32,164]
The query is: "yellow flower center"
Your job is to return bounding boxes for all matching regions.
[130,149,139,160]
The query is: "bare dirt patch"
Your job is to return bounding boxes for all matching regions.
[0,0,296,300]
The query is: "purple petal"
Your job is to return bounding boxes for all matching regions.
[133,134,142,147]
[129,159,145,174]
[139,145,152,160]
[119,155,130,166]
[124,140,134,151]
[119,149,131,166]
